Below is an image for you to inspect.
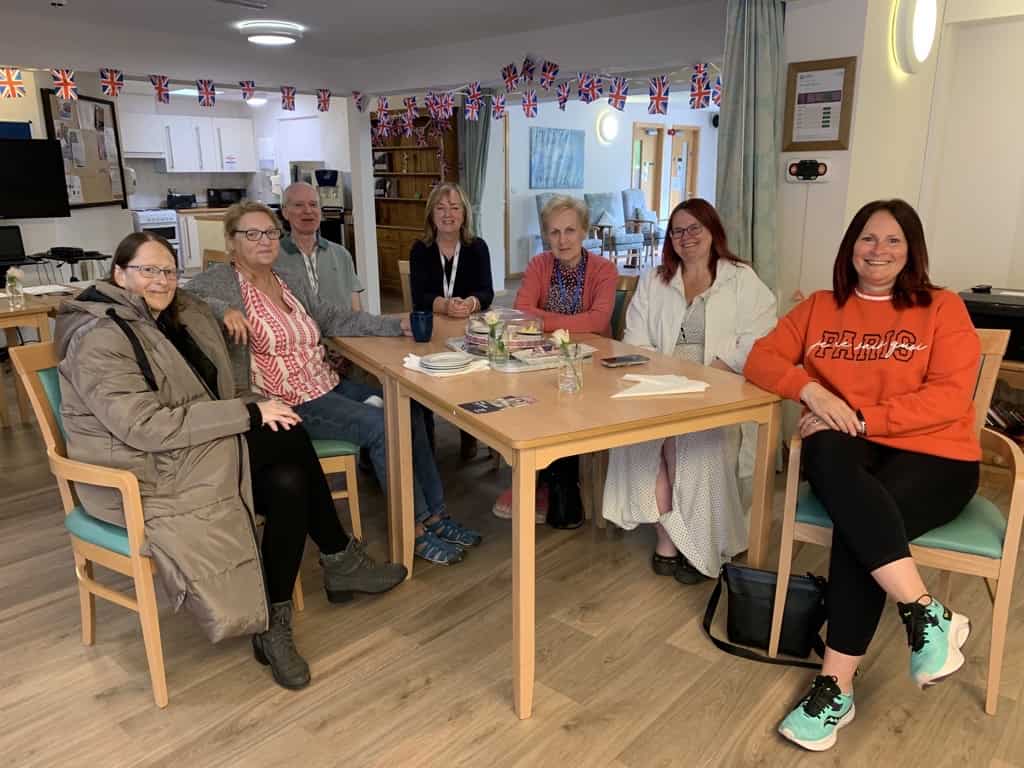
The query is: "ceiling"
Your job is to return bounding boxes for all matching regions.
[2,0,726,93]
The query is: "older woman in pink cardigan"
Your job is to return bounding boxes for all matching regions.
[493,195,618,527]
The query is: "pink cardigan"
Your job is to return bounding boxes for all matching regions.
[514,251,618,336]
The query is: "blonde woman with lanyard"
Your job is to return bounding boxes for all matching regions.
[409,183,495,459]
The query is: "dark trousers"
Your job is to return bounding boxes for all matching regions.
[245,424,349,604]
[801,430,979,656]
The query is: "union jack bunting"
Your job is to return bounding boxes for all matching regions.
[196,79,216,107]
[239,80,256,100]
[415,127,428,147]
[712,75,722,107]
[693,62,708,81]
[502,63,519,92]
[521,57,536,83]
[377,96,389,116]
[491,93,506,119]
[433,118,452,134]
[377,117,391,139]
[50,69,78,101]
[577,72,601,104]
[0,68,26,100]
[556,81,570,111]
[464,98,481,121]
[281,86,296,111]
[351,91,366,112]
[99,68,124,98]
[521,89,538,118]
[465,81,482,104]
[689,74,710,109]
[425,91,439,120]
[438,91,454,120]
[607,77,628,111]
[399,112,414,137]
[539,60,559,90]
[403,96,418,119]
[317,89,331,112]
[648,75,669,115]
[150,74,170,104]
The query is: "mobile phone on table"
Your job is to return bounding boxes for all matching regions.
[600,354,650,368]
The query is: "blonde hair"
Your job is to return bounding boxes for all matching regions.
[540,194,590,236]
[223,200,282,254]
[422,183,475,246]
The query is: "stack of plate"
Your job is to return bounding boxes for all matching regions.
[419,352,474,373]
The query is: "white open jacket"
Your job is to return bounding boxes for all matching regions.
[621,259,778,478]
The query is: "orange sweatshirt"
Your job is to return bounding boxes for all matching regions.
[744,289,981,461]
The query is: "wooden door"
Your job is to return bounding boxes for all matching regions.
[630,123,665,213]
[668,127,700,212]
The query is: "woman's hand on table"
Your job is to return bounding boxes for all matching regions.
[799,381,860,436]
[223,308,252,345]
[400,317,412,336]
[257,399,302,432]
[447,297,476,318]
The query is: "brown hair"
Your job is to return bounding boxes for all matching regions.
[658,198,742,284]
[107,231,181,326]
[422,183,476,246]
[833,199,936,309]
[223,200,282,254]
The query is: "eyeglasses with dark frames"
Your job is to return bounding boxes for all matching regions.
[123,265,183,280]
[233,228,284,242]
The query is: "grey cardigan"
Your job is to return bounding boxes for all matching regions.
[184,262,402,398]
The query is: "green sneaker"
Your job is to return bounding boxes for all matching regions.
[778,675,855,752]
[898,596,970,688]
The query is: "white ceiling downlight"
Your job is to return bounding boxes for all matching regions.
[236,19,304,47]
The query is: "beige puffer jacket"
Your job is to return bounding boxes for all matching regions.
[54,282,268,642]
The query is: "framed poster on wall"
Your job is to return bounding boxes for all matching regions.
[40,90,128,209]
[782,57,857,151]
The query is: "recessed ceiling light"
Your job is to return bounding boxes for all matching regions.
[236,19,304,46]
[170,87,199,97]
[246,96,267,107]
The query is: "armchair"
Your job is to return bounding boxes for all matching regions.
[584,192,645,265]
[621,189,668,266]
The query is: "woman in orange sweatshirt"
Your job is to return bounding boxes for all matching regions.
[745,199,980,752]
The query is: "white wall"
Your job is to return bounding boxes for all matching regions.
[506,99,718,275]
[478,118,507,292]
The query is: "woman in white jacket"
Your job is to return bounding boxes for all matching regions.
[602,199,777,583]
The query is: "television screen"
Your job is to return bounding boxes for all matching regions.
[0,138,71,219]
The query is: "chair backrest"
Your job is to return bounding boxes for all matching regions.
[202,248,229,270]
[584,192,625,229]
[975,328,1010,434]
[621,189,646,221]
[397,259,412,313]
[9,342,65,456]
[611,274,639,341]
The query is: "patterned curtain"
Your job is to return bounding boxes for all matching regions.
[715,0,786,291]
[458,88,492,225]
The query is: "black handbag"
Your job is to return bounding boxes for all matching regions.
[702,562,827,668]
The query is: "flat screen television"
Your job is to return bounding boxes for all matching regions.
[0,138,71,219]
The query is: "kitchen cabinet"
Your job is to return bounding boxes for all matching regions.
[213,118,258,172]
[124,113,259,173]
[161,115,199,172]
[121,113,164,157]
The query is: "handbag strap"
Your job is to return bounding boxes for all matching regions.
[702,573,825,670]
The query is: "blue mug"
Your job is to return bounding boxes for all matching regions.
[410,310,433,342]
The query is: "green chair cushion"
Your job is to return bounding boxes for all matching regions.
[796,484,1007,559]
[65,505,130,556]
[37,367,67,441]
[312,439,359,458]
[611,289,628,339]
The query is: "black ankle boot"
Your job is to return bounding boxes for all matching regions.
[545,456,583,529]
[252,600,310,690]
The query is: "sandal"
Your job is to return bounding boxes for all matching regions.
[426,516,483,547]
[651,552,681,576]
[414,531,464,565]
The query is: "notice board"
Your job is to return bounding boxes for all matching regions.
[41,90,128,209]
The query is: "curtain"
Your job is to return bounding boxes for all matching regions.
[715,0,786,291]
[458,88,492,225]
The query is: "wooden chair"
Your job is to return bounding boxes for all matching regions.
[768,329,1023,715]
[10,342,305,707]
[313,440,362,544]
[398,259,412,312]
[610,274,639,342]
[202,248,229,270]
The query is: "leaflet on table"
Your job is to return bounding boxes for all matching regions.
[459,394,538,414]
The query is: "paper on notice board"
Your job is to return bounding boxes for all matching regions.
[103,128,117,160]
[66,175,83,204]
[109,167,123,199]
[792,67,845,143]
[68,129,87,167]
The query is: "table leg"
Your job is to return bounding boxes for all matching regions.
[36,315,53,343]
[0,355,10,428]
[4,328,31,424]
[747,402,781,569]
[512,449,537,719]
[384,376,415,576]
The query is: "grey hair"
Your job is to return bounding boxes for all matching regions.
[540,194,590,235]
[282,181,318,207]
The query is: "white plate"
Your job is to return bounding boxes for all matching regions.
[420,352,473,370]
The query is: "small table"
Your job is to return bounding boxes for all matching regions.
[0,297,56,427]
[334,316,782,719]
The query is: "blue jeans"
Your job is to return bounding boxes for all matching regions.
[295,378,445,524]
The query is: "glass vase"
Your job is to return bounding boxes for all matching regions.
[487,327,509,365]
[557,346,584,394]
[5,275,24,310]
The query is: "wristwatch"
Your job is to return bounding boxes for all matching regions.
[856,409,867,436]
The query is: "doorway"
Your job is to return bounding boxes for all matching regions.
[631,123,665,214]
[668,126,700,212]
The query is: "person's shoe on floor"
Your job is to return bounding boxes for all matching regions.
[778,675,855,751]
[252,600,310,690]
[492,483,549,523]
[898,594,970,688]
[414,530,464,565]
[320,539,407,603]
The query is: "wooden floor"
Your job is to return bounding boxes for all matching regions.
[2,366,1024,768]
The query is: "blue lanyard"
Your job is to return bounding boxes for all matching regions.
[554,251,585,313]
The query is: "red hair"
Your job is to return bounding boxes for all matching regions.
[658,198,743,284]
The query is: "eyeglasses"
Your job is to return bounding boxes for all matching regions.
[124,265,183,280]
[234,228,284,242]
[669,223,704,239]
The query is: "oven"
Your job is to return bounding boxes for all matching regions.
[131,209,180,257]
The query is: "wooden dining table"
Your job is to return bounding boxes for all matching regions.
[0,295,63,427]
[333,316,781,719]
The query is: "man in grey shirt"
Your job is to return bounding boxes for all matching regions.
[278,182,362,311]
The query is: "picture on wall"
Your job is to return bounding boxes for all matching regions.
[529,127,584,189]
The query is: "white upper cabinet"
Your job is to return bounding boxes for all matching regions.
[161,115,200,172]
[121,112,259,172]
[214,117,259,172]
[121,113,164,157]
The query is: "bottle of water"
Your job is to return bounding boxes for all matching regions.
[5,272,25,310]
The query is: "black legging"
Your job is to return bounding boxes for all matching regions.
[801,430,979,656]
[245,423,349,603]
